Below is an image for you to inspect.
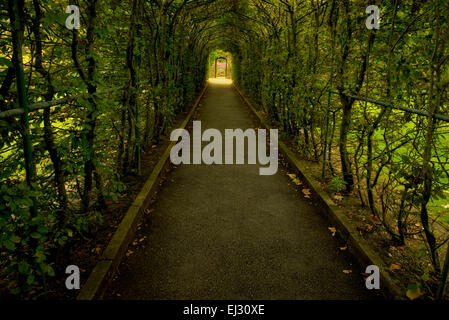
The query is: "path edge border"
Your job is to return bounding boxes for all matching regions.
[77,84,208,300]
[234,84,404,300]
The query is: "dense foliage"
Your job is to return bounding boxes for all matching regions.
[224,0,449,297]
[0,0,215,296]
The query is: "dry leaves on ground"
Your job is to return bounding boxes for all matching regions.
[390,263,401,272]
[302,188,311,198]
[126,250,134,257]
[369,215,382,225]
[287,173,303,186]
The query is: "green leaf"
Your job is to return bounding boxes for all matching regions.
[30,232,42,239]
[37,225,49,234]
[4,240,15,251]
[46,265,55,277]
[18,261,30,274]
[10,235,21,243]
[27,274,35,285]
[11,287,21,295]
[0,57,12,68]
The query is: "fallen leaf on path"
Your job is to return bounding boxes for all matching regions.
[126,250,134,257]
[406,284,423,300]
[339,246,347,251]
[287,173,297,179]
[333,194,343,201]
[328,227,336,237]
[390,263,401,272]
[302,188,311,198]
[343,270,352,274]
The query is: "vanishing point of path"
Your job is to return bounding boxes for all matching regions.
[105,79,378,300]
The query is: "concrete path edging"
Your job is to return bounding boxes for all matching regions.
[77,85,208,300]
[233,84,404,300]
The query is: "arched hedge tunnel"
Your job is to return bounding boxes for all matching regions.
[2,0,449,298]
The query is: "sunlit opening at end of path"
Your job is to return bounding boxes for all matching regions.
[208,77,233,85]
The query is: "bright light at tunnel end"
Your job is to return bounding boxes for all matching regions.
[208,77,233,85]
